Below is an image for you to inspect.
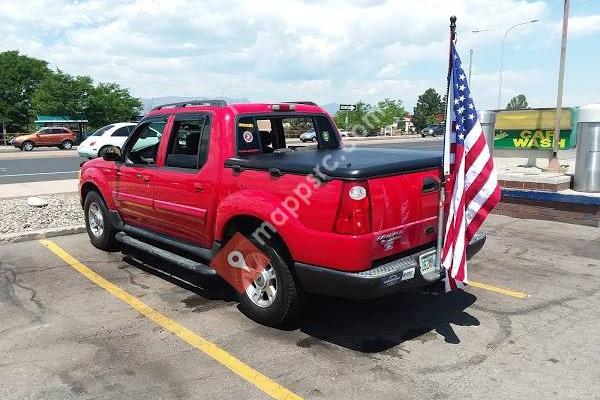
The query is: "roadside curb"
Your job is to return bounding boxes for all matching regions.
[0,182,79,200]
[0,225,86,245]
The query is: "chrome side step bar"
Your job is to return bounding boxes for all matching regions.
[115,232,217,276]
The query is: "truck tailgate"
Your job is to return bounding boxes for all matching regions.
[369,168,441,260]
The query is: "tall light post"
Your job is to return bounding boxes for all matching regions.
[468,48,473,86]
[473,19,539,110]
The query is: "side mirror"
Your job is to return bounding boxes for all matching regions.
[102,145,123,162]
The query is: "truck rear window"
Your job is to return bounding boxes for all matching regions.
[236,114,339,155]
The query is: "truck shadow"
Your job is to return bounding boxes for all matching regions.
[121,248,479,353]
[298,289,479,352]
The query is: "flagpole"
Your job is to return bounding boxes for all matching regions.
[436,15,456,272]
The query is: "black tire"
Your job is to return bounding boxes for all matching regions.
[22,141,34,151]
[311,137,317,142]
[421,134,426,138]
[238,237,304,327]
[61,139,73,150]
[84,190,118,251]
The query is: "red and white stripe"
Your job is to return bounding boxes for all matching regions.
[441,109,501,291]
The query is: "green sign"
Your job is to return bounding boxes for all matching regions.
[493,108,577,150]
[494,129,573,149]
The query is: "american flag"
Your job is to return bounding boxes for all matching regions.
[441,43,501,291]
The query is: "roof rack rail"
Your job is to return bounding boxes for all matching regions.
[152,99,227,111]
[281,101,318,106]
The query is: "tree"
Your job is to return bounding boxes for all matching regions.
[334,101,374,136]
[413,88,444,130]
[86,83,142,129]
[0,51,51,132]
[506,94,529,110]
[31,70,94,119]
[32,70,141,130]
[374,98,407,130]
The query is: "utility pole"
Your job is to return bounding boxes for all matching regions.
[547,0,570,172]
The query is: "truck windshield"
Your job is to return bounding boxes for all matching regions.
[236,114,339,155]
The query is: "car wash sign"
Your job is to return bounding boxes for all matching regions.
[494,108,577,150]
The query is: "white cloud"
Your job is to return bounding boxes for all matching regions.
[564,14,600,37]
[5,0,593,110]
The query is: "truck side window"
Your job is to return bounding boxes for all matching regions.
[126,119,167,166]
[237,117,260,155]
[165,116,209,170]
[314,115,339,149]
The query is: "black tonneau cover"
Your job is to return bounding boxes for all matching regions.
[225,148,441,179]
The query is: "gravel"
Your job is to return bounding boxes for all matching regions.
[0,192,84,243]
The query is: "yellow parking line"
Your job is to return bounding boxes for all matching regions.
[39,239,302,400]
[469,280,529,299]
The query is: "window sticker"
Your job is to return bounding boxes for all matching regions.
[242,130,254,143]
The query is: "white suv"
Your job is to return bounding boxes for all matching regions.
[78,123,136,158]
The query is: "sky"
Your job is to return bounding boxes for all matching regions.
[1,0,598,111]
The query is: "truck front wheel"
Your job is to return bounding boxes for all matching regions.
[84,190,118,251]
[238,238,304,327]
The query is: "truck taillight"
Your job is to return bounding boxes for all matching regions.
[334,181,371,235]
[271,104,295,111]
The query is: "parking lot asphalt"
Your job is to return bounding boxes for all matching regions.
[1,214,599,399]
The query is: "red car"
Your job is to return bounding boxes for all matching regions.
[79,100,485,326]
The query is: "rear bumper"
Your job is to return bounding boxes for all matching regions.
[77,147,96,158]
[294,232,486,299]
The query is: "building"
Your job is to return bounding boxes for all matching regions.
[34,115,88,141]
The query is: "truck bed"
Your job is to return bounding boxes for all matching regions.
[225,148,441,179]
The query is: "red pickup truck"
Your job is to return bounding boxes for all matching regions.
[79,100,485,326]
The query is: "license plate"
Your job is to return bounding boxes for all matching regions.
[419,250,437,276]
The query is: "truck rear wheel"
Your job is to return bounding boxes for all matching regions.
[84,190,118,251]
[238,237,304,327]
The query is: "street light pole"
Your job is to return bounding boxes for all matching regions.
[468,49,473,86]
[547,0,570,171]
[473,19,538,110]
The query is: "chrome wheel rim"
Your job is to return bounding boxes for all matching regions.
[88,202,104,238]
[24,142,33,151]
[63,141,72,149]
[245,264,277,308]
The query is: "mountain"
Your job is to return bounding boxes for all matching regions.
[141,96,250,113]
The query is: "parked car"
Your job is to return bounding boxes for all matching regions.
[299,128,316,142]
[421,123,445,137]
[11,127,77,151]
[78,123,136,158]
[79,100,486,326]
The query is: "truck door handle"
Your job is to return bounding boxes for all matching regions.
[422,177,440,193]
[193,183,204,192]
[269,168,283,177]
[136,173,150,182]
